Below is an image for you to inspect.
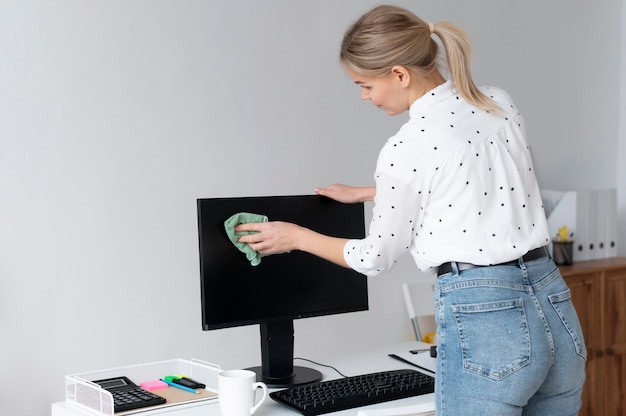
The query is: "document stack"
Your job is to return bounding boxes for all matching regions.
[541,189,618,262]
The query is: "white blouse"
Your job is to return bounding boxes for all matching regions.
[344,80,550,275]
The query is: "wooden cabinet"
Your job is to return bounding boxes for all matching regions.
[560,257,626,416]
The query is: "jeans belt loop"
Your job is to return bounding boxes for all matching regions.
[451,261,460,276]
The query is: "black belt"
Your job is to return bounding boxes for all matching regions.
[437,246,549,277]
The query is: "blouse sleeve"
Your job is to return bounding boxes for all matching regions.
[344,172,421,276]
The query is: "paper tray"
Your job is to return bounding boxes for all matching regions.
[64,358,220,416]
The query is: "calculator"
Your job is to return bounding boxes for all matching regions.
[93,376,166,412]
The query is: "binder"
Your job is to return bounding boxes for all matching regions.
[585,190,598,260]
[595,190,608,259]
[605,189,618,258]
[576,191,591,261]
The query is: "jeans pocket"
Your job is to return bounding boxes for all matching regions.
[549,289,587,360]
[452,298,530,380]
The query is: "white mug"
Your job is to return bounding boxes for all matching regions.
[218,369,268,416]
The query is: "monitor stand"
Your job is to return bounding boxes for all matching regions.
[246,320,322,388]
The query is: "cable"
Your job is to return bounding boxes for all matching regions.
[294,357,349,378]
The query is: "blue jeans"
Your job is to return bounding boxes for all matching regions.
[433,256,586,416]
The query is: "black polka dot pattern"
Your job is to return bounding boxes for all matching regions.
[343,80,550,275]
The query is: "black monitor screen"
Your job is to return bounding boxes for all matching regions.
[197,194,368,386]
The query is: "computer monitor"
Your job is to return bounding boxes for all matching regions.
[197,194,368,387]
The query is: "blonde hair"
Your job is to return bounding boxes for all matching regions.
[340,5,500,113]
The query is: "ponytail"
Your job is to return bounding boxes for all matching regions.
[430,22,500,113]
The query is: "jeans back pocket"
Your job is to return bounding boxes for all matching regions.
[549,289,587,360]
[452,298,531,380]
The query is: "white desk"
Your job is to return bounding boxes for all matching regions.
[52,341,435,416]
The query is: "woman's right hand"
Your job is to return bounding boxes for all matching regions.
[314,184,376,203]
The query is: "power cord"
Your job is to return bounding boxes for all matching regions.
[294,357,349,378]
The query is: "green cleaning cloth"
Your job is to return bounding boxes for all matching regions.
[224,212,269,266]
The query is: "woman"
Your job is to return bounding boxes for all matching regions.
[236,5,586,415]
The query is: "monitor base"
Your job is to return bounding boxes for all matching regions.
[247,365,323,388]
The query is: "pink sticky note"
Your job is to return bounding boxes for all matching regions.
[140,380,168,391]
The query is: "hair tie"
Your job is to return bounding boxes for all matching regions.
[428,22,435,35]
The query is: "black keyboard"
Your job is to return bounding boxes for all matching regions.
[270,369,435,416]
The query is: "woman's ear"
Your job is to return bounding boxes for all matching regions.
[390,65,411,87]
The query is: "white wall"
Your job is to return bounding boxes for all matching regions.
[0,1,623,415]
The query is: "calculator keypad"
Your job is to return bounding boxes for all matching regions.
[112,387,166,412]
